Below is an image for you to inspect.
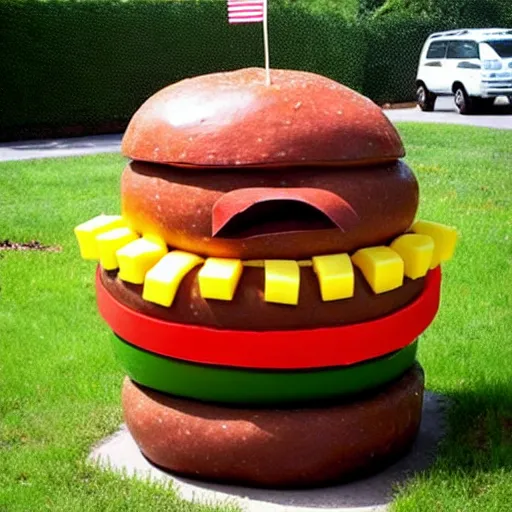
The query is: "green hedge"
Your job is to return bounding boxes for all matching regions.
[362,15,452,104]
[0,0,508,140]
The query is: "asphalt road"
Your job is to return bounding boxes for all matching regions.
[0,96,510,162]
[385,96,512,130]
[0,133,124,162]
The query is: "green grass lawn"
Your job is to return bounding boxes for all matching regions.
[1,123,511,511]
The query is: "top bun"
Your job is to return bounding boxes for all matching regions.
[122,68,404,167]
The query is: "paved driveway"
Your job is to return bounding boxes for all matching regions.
[385,96,512,130]
[0,97,510,162]
[0,133,123,162]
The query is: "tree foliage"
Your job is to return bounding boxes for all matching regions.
[375,0,512,26]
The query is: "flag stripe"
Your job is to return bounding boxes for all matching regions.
[228,7,264,13]
[229,17,264,23]
[229,12,264,18]
[229,13,264,18]
[229,10,264,16]
[228,5,263,9]
[228,1,264,6]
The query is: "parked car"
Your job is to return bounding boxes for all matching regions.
[416,28,512,114]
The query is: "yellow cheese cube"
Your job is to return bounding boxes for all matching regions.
[312,253,354,301]
[74,215,126,260]
[351,246,404,294]
[96,227,139,271]
[390,234,434,280]
[143,251,204,307]
[412,220,458,268]
[117,238,167,284]
[264,260,300,305]
[198,258,243,301]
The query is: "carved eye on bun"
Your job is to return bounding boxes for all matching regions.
[211,187,360,238]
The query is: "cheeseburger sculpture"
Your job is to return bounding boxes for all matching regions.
[75,68,457,487]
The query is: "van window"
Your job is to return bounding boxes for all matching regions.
[447,41,479,59]
[485,40,512,58]
[426,41,448,59]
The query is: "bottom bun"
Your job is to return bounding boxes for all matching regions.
[122,364,424,488]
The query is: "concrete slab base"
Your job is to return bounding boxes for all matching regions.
[89,392,447,512]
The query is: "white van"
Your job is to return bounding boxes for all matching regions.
[416,28,512,114]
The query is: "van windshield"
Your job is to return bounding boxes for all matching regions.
[485,40,512,58]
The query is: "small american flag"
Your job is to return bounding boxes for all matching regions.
[227,0,265,24]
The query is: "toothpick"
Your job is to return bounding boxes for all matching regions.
[263,0,271,86]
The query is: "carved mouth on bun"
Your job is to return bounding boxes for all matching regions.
[211,188,360,239]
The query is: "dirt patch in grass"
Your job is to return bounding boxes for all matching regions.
[464,413,512,454]
[0,239,61,252]
[501,416,512,444]
[467,414,491,454]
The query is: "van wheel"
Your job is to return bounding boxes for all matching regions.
[416,84,436,112]
[454,85,473,115]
